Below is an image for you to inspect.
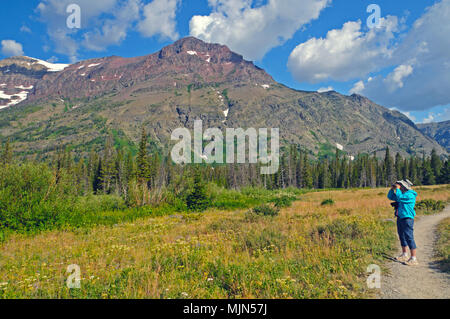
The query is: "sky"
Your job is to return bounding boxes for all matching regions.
[1,0,449,124]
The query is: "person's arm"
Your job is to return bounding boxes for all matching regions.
[393,191,415,204]
[387,188,397,201]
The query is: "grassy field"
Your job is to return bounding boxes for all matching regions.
[435,217,450,273]
[0,185,448,299]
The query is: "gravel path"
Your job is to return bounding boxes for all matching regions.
[381,205,450,299]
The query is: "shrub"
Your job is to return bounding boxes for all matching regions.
[186,171,210,212]
[252,204,279,217]
[0,163,77,232]
[416,199,445,214]
[314,218,364,244]
[321,198,335,206]
[272,195,296,208]
[74,195,126,213]
[244,210,261,222]
[337,208,352,216]
[238,228,286,255]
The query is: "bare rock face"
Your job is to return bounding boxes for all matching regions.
[23,37,273,103]
[0,37,446,158]
[418,121,450,152]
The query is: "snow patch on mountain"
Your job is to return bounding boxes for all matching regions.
[0,90,29,109]
[27,57,69,72]
[16,85,33,90]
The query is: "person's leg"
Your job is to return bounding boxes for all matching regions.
[396,219,408,259]
[404,218,417,255]
[404,219,418,265]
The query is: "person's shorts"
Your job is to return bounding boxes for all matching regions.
[397,218,417,249]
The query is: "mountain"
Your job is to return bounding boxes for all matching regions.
[0,56,69,109]
[417,120,450,152]
[0,37,447,159]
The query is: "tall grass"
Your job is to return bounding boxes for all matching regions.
[4,187,448,298]
[0,164,303,239]
[0,170,448,299]
[435,218,450,273]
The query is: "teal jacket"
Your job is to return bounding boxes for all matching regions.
[388,189,417,219]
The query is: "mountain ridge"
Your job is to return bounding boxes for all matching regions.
[0,36,447,159]
[417,120,450,152]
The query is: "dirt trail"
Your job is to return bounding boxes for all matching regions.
[381,205,450,299]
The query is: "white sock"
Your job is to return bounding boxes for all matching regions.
[411,256,417,260]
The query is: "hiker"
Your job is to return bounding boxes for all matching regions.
[387,179,419,266]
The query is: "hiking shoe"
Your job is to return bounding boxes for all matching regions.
[406,258,419,266]
[396,254,409,263]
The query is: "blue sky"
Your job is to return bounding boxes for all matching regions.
[1,0,449,123]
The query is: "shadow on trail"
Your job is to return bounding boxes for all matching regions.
[380,252,406,265]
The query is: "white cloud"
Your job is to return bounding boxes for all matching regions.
[138,0,180,40]
[289,0,450,112]
[350,80,365,95]
[20,25,32,33]
[438,108,450,122]
[422,113,435,124]
[36,0,183,59]
[317,86,333,93]
[190,0,330,61]
[288,16,399,83]
[1,40,24,56]
[357,0,450,111]
[83,0,141,51]
[47,56,59,63]
[36,0,120,60]
[46,28,79,63]
[383,63,413,91]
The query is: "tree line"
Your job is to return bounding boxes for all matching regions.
[1,129,449,205]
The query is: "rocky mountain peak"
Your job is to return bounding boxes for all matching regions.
[0,37,446,158]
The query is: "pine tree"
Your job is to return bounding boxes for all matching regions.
[409,156,418,185]
[137,127,151,184]
[295,148,303,188]
[394,152,403,181]
[332,148,340,188]
[301,152,313,188]
[93,158,102,194]
[101,134,117,194]
[384,147,394,186]
[1,138,13,165]
[318,159,330,189]
[422,159,436,185]
[401,158,409,181]
[430,149,442,181]
[439,160,450,184]
[186,169,210,211]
